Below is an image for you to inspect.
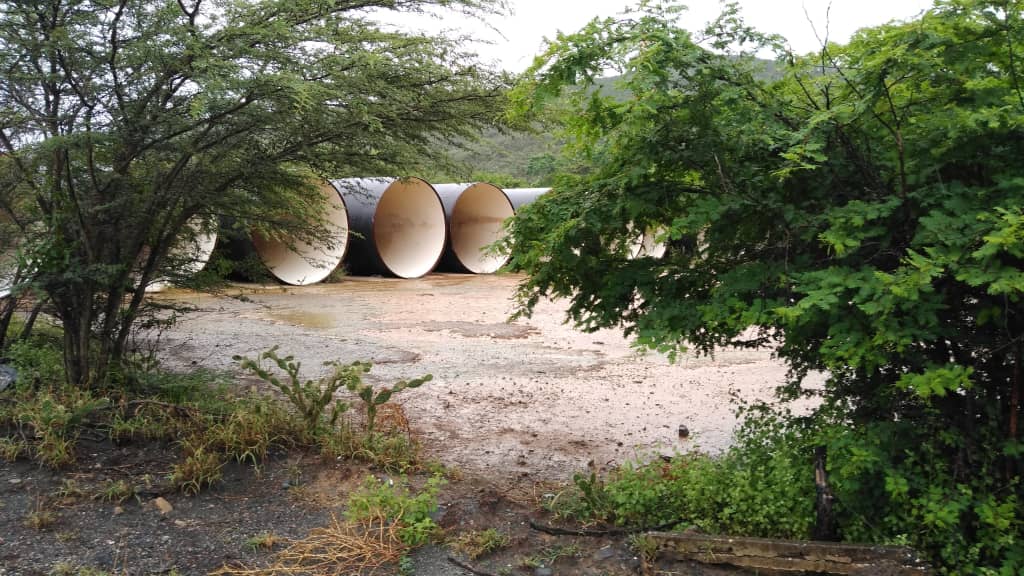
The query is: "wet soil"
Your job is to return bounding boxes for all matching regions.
[154,273,821,486]
[0,273,814,575]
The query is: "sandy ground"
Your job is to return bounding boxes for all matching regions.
[154,273,822,484]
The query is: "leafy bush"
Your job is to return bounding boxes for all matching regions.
[345,474,446,547]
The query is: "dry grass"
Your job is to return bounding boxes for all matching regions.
[373,403,410,435]
[212,514,404,576]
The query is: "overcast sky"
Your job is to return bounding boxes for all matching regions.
[386,0,935,71]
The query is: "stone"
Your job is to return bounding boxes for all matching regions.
[678,424,689,439]
[534,567,553,576]
[592,546,617,561]
[0,365,16,392]
[112,506,124,516]
[153,497,173,514]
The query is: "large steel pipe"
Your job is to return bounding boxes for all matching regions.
[251,180,350,286]
[146,218,219,292]
[434,183,514,274]
[0,250,14,299]
[503,188,550,212]
[333,177,446,278]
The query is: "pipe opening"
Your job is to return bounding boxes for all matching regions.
[252,181,349,286]
[449,183,514,274]
[146,218,219,292]
[372,179,446,279]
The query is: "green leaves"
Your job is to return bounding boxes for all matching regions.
[503,3,1024,571]
[896,365,975,399]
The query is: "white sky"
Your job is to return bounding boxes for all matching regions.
[386,0,935,71]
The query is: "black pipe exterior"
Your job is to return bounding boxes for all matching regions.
[332,177,446,278]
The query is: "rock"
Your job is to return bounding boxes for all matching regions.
[534,567,553,576]
[153,497,173,514]
[90,550,114,567]
[8,478,21,485]
[112,506,124,516]
[0,365,16,392]
[678,424,689,439]
[592,546,616,561]
[173,519,187,528]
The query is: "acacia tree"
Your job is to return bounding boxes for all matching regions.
[0,0,507,386]
[506,1,1023,569]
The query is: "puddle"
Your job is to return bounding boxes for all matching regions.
[420,321,536,339]
[264,309,337,329]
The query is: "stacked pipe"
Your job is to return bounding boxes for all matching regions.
[243,180,549,285]
[0,180,550,296]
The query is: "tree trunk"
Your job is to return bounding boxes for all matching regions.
[812,445,839,542]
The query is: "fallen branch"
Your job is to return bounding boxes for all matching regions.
[528,518,682,537]
[447,556,502,576]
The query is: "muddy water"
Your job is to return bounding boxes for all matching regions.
[154,274,821,484]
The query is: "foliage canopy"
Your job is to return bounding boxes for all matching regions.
[505,0,1024,571]
[0,0,508,385]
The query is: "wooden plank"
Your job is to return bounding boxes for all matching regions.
[647,532,931,575]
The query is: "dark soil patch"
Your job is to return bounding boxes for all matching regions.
[0,433,750,576]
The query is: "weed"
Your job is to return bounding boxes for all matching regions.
[25,497,57,530]
[520,544,580,569]
[627,533,658,564]
[95,479,137,504]
[246,532,280,551]
[171,437,224,495]
[0,436,27,461]
[234,347,356,438]
[398,554,415,575]
[54,479,85,501]
[5,337,65,386]
[356,430,420,473]
[235,347,432,438]
[449,528,510,560]
[210,396,292,466]
[345,474,445,547]
[14,387,107,469]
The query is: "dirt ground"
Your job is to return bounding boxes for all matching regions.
[155,273,821,486]
[0,273,820,575]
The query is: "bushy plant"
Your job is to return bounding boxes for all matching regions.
[345,474,446,547]
[504,1,1024,572]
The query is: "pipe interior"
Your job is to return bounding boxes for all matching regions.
[451,183,514,274]
[639,227,667,259]
[253,181,349,286]
[0,249,14,298]
[374,179,446,279]
[178,217,218,276]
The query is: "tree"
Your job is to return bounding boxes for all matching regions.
[505,1,1023,570]
[0,0,508,386]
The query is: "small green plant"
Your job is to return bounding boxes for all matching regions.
[398,554,415,576]
[171,438,224,495]
[54,479,85,501]
[234,347,355,438]
[246,531,280,551]
[234,347,432,438]
[450,528,510,560]
[520,544,580,569]
[0,436,27,461]
[25,497,57,530]
[209,396,292,466]
[345,474,446,547]
[14,387,108,469]
[627,533,658,565]
[95,479,137,504]
[347,372,432,435]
